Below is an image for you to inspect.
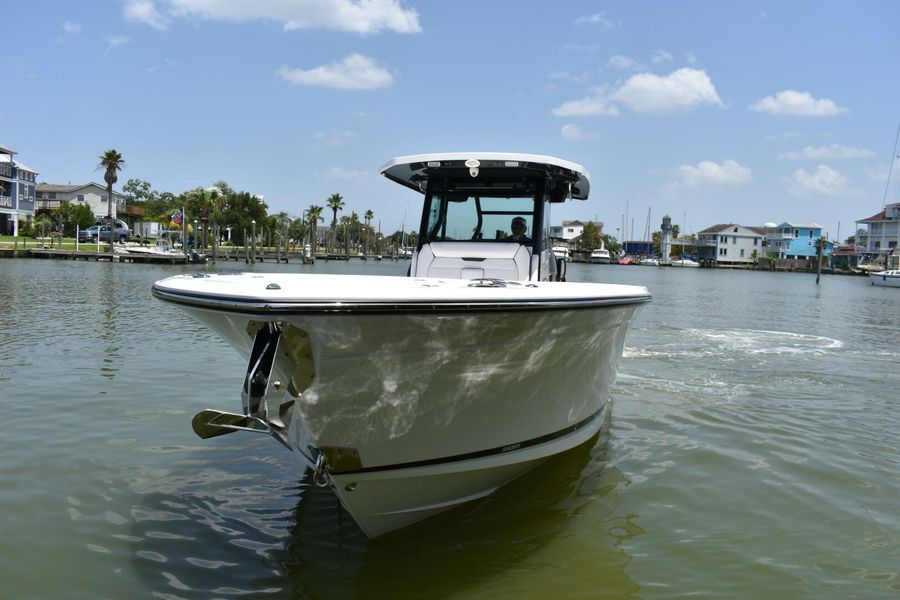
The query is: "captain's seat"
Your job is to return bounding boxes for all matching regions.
[411,242,533,281]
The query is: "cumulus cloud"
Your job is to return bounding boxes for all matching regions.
[103,35,131,56]
[778,144,875,160]
[560,124,597,141]
[277,54,393,90]
[55,21,83,43]
[146,0,421,33]
[552,89,619,117]
[650,50,673,64]
[606,54,639,70]
[675,159,752,188]
[750,90,846,117]
[124,1,170,30]
[612,68,722,114]
[552,68,722,117]
[575,12,618,29]
[785,165,850,196]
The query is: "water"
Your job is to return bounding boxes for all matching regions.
[1,258,898,599]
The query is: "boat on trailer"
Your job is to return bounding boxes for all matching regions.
[152,153,650,538]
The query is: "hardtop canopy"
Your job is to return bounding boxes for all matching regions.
[380,152,591,200]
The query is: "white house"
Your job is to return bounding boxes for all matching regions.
[697,223,764,265]
[36,182,125,220]
[856,202,900,255]
[0,144,38,236]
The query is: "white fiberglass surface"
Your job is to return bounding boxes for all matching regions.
[155,272,649,304]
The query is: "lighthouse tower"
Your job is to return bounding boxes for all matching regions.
[661,214,673,264]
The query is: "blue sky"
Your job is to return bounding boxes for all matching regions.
[4,1,900,240]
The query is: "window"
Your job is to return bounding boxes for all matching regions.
[77,195,84,202]
[424,183,537,243]
[101,195,108,202]
[808,230,813,239]
[720,235,727,243]
[732,237,737,244]
[794,229,799,237]
[753,238,758,246]
[740,249,745,257]
[733,227,738,233]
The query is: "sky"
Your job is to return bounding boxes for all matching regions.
[4,0,900,240]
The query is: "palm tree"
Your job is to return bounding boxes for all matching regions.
[326,193,344,253]
[307,205,324,255]
[98,149,125,254]
[364,209,374,254]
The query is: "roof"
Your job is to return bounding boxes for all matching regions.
[0,154,37,174]
[779,221,822,229]
[0,144,15,155]
[37,182,124,197]
[379,152,591,200]
[697,223,737,234]
[562,220,586,227]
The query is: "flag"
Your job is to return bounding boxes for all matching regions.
[172,209,183,225]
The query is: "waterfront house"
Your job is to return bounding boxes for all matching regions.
[36,182,126,221]
[696,224,764,265]
[0,144,38,236]
[856,202,900,255]
[765,222,833,259]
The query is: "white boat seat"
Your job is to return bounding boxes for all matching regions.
[412,242,532,281]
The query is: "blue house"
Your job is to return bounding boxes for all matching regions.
[0,143,38,236]
[766,222,833,259]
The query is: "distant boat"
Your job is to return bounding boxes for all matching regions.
[639,257,659,266]
[617,257,632,265]
[552,246,571,262]
[670,258,700,268]
[588,243,611,264]
[870,269,900,288]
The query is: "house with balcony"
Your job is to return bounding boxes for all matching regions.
[696,224,764,265]
[35,182,125,222]
[765,222,833,259]
[549,219,603,252]
[856,202,900,256]
[0,143,38,236]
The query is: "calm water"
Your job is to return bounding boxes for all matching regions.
[1,257,898,599]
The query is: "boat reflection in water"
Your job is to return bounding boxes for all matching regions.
[152,153,650,538]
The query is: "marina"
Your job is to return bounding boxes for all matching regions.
[1,257,898,598]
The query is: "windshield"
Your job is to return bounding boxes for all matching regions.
[424,186,538,243]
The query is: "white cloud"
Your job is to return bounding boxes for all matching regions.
[612,68,722,114]
[276,54,393,90]
[650,49,673,64]
[552,68,722,117]
[606,54,639,70]
[552,89,619,117]
[575,12,618,29]
[55,21,83,43]
[124,1,170,30]
[750,90,846,117]
[62,21,82,35]
[779,144,875,160]
[313,130,358,147]
[324,166,370,181]
[162,0,420,33]
[103,35,131,56]
[560,124,597,141]
[676,159,752,188]
[785,165,850,196]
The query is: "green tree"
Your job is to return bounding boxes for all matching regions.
[579,221,602,251]
[307,205,324,254]
[122,178,157,204]
[98,149,125,254]
[364,209,374,254]
[326,193,345,252]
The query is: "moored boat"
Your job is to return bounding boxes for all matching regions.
[670,258,700,268]
[870,269,900,287]
[152,153,650,538]
[589,243,612,264]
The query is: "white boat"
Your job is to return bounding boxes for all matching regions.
[552,245,570,262]
[153,153,650,538]
[870,269,900,288]
[126,231,182,256]
[589,243,611,264]
[670,258,700,268]
[639,257,660,266]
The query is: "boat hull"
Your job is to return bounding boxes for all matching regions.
[870,270,900,288]
[153,273,648,536]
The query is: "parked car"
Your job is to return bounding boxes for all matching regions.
[78,224,129,243]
